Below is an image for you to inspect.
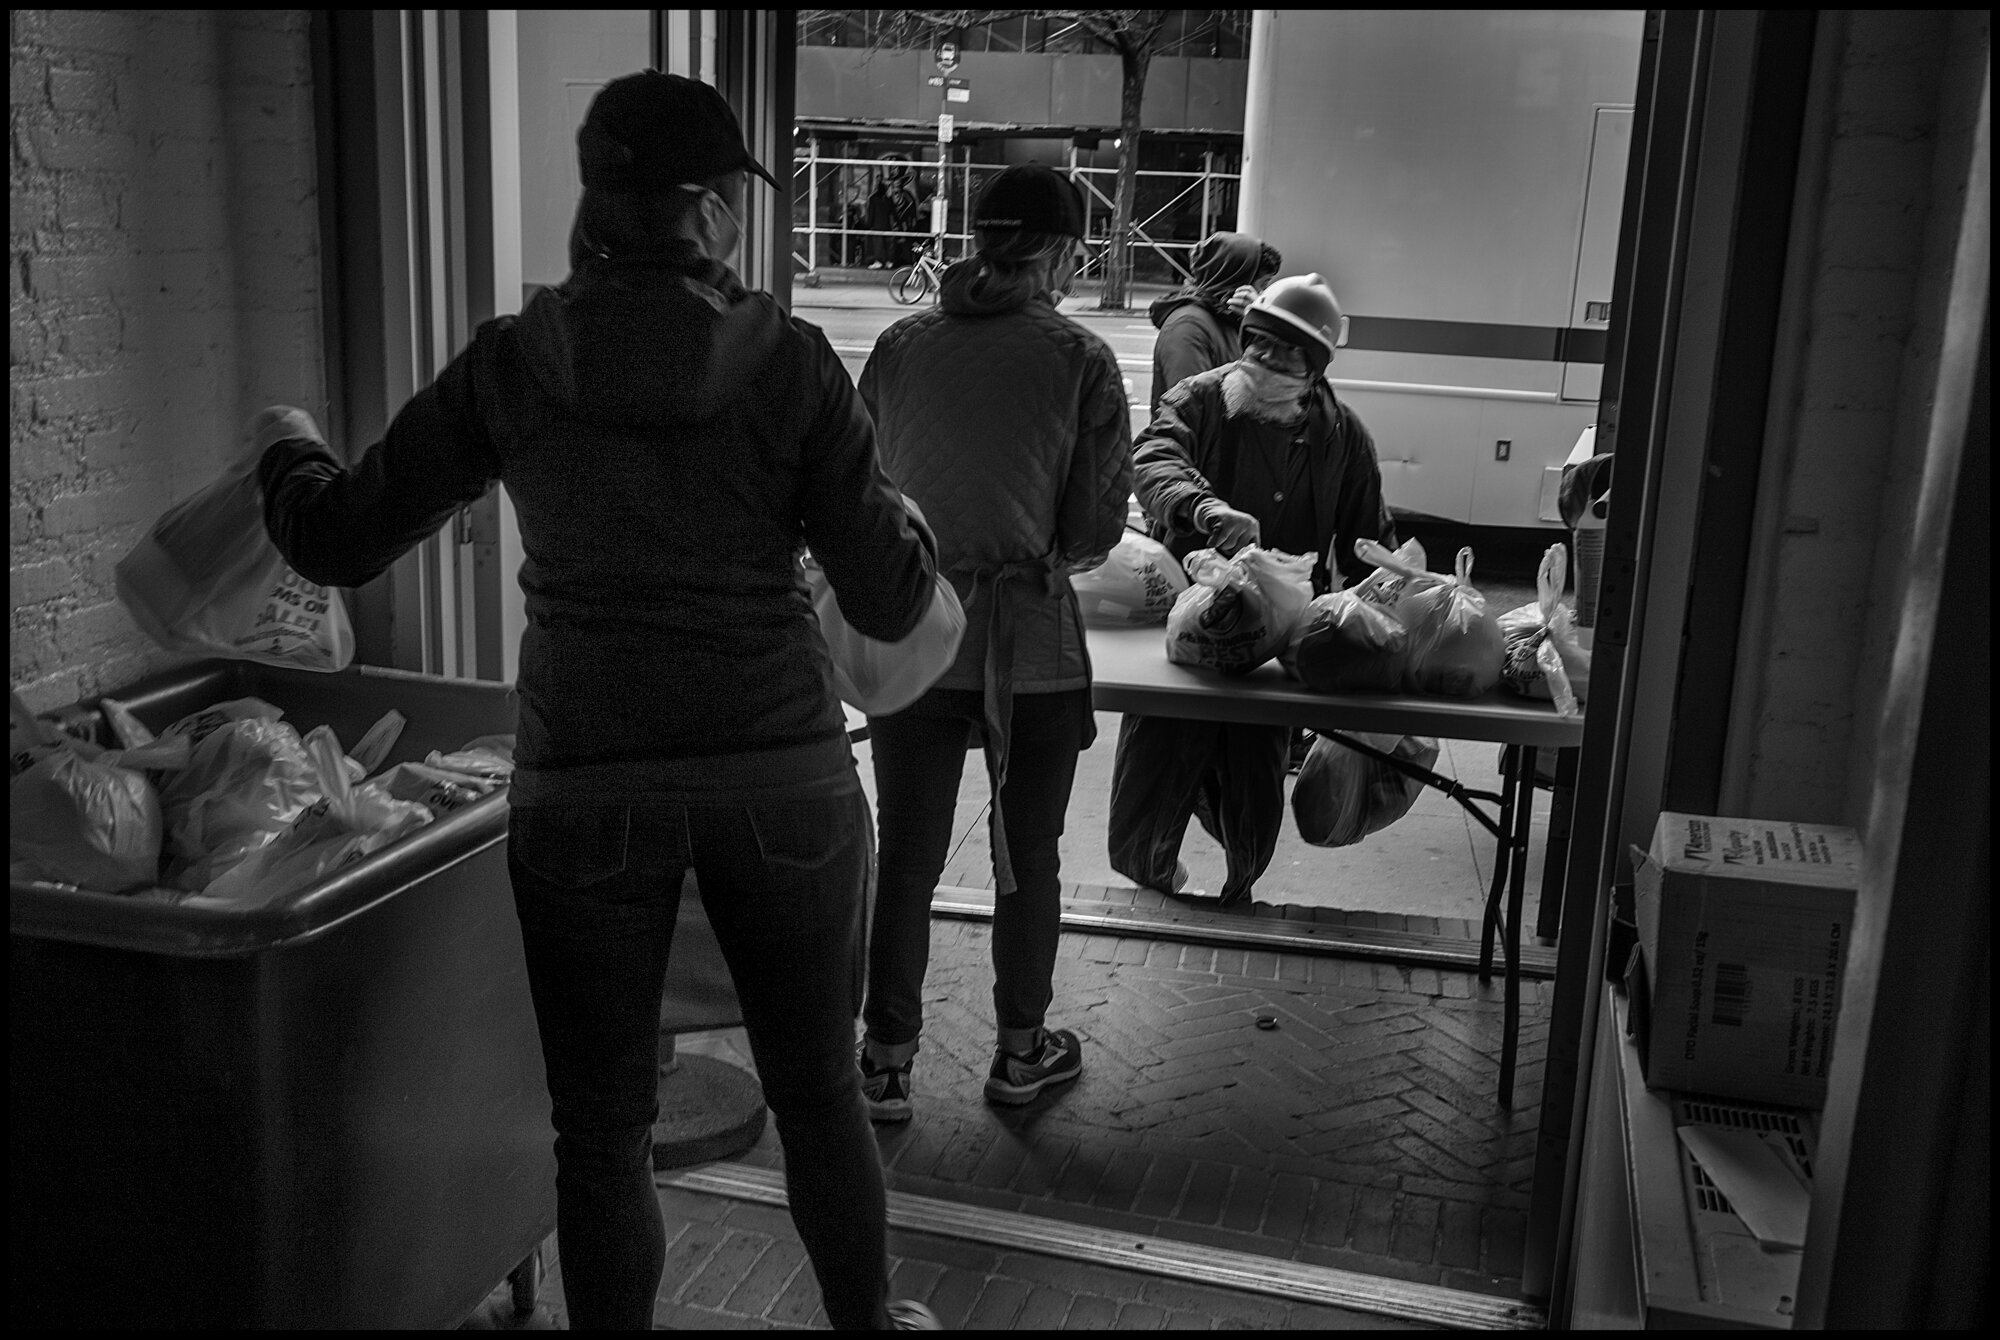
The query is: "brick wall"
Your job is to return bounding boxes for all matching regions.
[9,9,326,713]
[1740,10,1973,825]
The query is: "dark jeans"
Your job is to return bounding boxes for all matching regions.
[863,688,1094,1058]
[508,784,888,1330]
[1106,713,1292,904]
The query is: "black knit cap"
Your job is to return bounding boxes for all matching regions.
[973,164,1086,237]
[577,70,779,192]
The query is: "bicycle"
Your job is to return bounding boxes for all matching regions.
[888,238,945,305]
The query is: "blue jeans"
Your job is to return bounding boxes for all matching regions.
[508,781,889,1330]
[862,688,1094,1060]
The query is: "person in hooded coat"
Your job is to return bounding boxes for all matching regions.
[254,73,943,1332]
[1147,230,1283,416]
[853,165,1132,1124]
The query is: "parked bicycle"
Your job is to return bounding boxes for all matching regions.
[888,237,946,305]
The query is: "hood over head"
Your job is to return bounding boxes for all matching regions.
[1150,232,1277,328]
[513,245,787,428]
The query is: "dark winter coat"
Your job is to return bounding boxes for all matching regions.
[260,245,937,804]
[1133,367,1397,593]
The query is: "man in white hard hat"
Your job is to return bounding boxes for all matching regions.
[1109,273,1398,905]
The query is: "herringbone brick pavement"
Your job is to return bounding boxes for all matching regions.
[680,912,1540,1319]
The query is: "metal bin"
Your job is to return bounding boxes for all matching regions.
[10,659,555,1328]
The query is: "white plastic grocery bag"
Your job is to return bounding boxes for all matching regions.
[803,554,966,717]
[114,408,354,672]
[1070,530,1189,626]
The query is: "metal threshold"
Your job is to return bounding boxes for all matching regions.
[930,886,1559,979]
[665,1163,1547,1330]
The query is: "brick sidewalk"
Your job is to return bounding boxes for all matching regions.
[469,896,1550,1328]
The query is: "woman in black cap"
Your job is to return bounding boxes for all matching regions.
[853,164,1133,1124]
[256,71,941,1330]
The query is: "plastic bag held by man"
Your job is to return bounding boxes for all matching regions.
[199,726,432,906]
[1164,545,1315,675]
[1497,543,1591,715]
[1292,732,1441,847]
[1357,541,1505,697]
[802,495,966,717]
[114,407,354,672]
[1282,589,1412,693]
[1071,530,1189,626]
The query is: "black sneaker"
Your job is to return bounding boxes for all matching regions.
[858,1046,914,1124]
[984,1027,1083,1106]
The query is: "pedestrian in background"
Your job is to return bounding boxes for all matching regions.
[855,164,1132,1122]
[1147,230,1284,415]
[256,71,943,1331]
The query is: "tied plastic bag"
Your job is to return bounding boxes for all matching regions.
[114,407,354,672]
[1164,545,1316,675]
[155,698,338,890]
[1282,589,1411,693]
[199,726,432,906]
[1356,540,1504,698]
[1497,544,1591,716]
[1071,530,1190,626]
[9,694,190,892]
[1291,731,1441,848]
[1350,537,1443,612]
[802,497,967,717]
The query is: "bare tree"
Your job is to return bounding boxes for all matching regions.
[807,9,1171,310]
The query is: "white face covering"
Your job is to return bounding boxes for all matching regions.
[1222,358,1314,426]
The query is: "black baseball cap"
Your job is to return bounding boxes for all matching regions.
[577,70,779,192]
[973,164,1086,237]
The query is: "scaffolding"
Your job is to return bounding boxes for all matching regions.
[791,138,1242,284]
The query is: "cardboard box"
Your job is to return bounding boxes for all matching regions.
[1631,813,1860,1108]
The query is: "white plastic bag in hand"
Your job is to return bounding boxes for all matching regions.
[802,496,966,717]
[1070,530,1189,626]
[1163,545,1313,675]
[114,407,353,672]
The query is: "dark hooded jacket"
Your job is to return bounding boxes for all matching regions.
[1147,231,1274,414]
[260,246,938,803]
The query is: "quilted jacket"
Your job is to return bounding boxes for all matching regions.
[1133,367,1397,593]
[261,245,938,803]
[859,260,1132,698]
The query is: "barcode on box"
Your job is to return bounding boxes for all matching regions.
[1713,963,1751,1026]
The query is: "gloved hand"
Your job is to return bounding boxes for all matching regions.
[1195,499,1261,554]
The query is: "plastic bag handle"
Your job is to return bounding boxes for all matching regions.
[1353,538,1429,581]
[1453,547,1475,586]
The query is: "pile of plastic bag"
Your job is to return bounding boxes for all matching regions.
[1496,543,1591,716]
[1351,539,1505,698]
[10,688,513,905]
[1164,545,1315,675]
[1071,530,1189,626]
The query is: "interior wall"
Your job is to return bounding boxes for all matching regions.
[1843,9,1991,827]
[1736,9,1968,827]
[512,10,652,292]
[9,9,325,712]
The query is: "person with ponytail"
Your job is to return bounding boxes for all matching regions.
[854,165,1133,1122]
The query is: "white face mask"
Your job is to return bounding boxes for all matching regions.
[698,187,743,263]
[1222,358,1313,425]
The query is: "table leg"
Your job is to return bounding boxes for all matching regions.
[1479,745,1520,984]
[1499,748,1536,1109]
[1535,747,1579,943]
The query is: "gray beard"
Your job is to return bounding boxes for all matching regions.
[1221,365,1310,427]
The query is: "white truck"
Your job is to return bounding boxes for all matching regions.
[1238,9,1644,531]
